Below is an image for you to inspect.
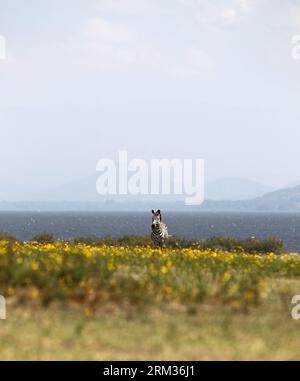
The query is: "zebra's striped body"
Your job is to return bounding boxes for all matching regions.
[151,209,168,247]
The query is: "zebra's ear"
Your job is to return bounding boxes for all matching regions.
[152,209,155,214]
[157,210,162,221]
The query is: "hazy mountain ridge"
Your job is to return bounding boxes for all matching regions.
[1,176,274,203]
[205,178,273,201]
[200,184,300,212]
[1,184,300,212]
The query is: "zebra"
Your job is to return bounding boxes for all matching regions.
[151,209,169,247]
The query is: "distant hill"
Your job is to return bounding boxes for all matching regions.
[1,174,300,212]
[25,174,185,203]
[49,176,273,202]
[205,178,274,201]
[16,175,274,203]
[1,184,300,212]
[200,184,300,212]
[250,184,300,211]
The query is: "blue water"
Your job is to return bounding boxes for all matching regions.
[0,211,300,252]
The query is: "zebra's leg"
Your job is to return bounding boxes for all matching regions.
[152,240,158,248]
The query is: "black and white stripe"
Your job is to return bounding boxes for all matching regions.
[151,209,168,247]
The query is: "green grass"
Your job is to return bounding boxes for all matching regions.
[1,238,300,360]
[1,296,300,360]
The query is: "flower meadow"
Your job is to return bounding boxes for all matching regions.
[1,239,299,312]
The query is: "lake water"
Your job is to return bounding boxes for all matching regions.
[0,211,300,252]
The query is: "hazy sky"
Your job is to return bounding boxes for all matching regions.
[0,0,300,200]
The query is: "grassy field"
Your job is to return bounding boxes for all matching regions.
[1,239,300,360]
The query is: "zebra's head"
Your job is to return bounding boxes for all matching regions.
[151,209,162,229]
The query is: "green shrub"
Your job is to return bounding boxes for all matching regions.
[243,237,285,255]
[197,236,285,254]
[0,233,17,243]
[32,232,56,244]
[74,235,153,246]
[73,235,285,254]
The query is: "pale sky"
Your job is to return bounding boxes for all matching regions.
[0,0,300,200]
